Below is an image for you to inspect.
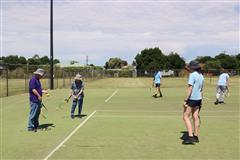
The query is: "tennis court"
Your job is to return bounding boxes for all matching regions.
[1,77,239,159]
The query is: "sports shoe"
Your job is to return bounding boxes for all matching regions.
[159,94,163,97]
[182,136,195,145]
[28,128,37,132]
[194,136,199,143]
[152,94,157,98]
[71,114,74,119]
[214,100,218,105]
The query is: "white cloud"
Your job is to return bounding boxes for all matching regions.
[2,1,239,65]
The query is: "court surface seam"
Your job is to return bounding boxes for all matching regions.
[93,115,239,118]
[97,110,238,113]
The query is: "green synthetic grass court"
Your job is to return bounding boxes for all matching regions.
[1,77,239,160]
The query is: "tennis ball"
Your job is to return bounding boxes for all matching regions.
[46,93,50,97]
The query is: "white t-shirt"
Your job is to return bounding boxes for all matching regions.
[217,73,229,86]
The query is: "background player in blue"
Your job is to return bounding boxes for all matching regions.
[152,70,163,98]
[69,74,84,119]
[182,61,204,145]
[214,69,229,105]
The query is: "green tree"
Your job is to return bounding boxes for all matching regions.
[4,55,19,64]
[104,57,128,69]
[53,59,60,64]
[70,60,79,65]
[18,56,27,64]
[195,56,213,63]
[215,53,237,69]
[203,60,221,75]
[135,47,170,71]
[167,52,185,69]
[235,54,240,69]
[40,56,50,64]
[3,55,27,70]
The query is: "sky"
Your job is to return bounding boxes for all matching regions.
[1,0,239,66]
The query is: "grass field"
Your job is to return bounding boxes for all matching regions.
[1,77,239,160]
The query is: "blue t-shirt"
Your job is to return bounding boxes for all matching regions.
[217,73,229,86]
[154,71,162,84]
[188,71,204,100]
[29,76,42,103]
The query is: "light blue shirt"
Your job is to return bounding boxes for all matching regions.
[217,73,229,86]
[188,71,204,100]
[154,71,162,84]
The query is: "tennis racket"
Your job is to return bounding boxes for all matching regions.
[41,103,48,119]
[56,95,71,111]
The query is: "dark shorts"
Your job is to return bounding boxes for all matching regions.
[155,83,161,87]
[187,99,202,108]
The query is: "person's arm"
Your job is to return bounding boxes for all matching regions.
[152,79,155,87]
[183,85,192,107]
[64,91,73,102]
[32,89,42,101]
[226,75,229,90]
[184,73,194,106]
[76,84,84,98]
[76,88,83,98]
[184,85,193,101]
[66,83,75,101]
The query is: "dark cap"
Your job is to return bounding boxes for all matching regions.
[187,61,201,70]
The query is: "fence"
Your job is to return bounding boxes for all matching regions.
[0,63,239,97]
[0,64,106,97]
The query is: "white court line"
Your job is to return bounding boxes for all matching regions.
[43,110,97,160]
[105,89,119,102]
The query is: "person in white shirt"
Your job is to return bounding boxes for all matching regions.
[214,69,229,105]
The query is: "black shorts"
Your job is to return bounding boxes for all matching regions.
[155,83,160,87]
[187,99,202,108]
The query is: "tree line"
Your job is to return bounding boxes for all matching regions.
[1,48,239,73]
[195,53,240,71]
[0,54,60,70]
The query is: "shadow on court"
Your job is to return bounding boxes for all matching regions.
[38,123,55,131]
[73,114,87,118]
[62,114,88,119]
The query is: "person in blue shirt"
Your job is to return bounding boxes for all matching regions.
[28,68,48,132]
[182,61,204,145]
[214,69,229,105]
[68,74,84,119]
[152,70,163,98]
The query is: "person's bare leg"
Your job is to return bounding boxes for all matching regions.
[183,107,193,137]
[159,87,163,97]
[192,107,200,136]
